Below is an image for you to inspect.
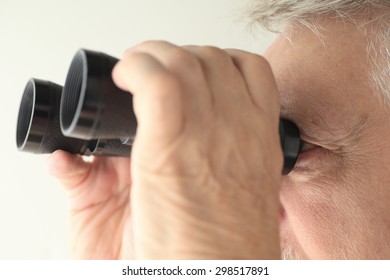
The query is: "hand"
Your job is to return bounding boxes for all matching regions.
[47,151,132,259]
[112,41,283,259]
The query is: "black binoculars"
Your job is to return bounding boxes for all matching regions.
[16,49,301,174]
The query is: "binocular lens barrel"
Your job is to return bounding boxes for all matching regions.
[16,49,302,174]
[16,79,92,154]
[16,79,131,156]
[60,49,137,140]
[16,80,35,151]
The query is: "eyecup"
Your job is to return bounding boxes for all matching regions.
[279,119,301,175]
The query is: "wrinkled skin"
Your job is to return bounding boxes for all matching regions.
[265,18,390,259]
[47,16,390,259]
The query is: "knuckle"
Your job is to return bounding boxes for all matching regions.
[199,45,231,63]
[165,48,201,72]
[138,39,171,48]
[123,47,133,58]
[245,54,273,73]
[123,40,173,57]
[200,45,224,57]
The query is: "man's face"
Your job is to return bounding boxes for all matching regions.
[264,18,390,259]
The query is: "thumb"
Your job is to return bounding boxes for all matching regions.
[46,150,92,190]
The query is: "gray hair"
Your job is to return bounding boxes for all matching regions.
[247,0,390,107]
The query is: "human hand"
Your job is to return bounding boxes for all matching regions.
[47,151,132,259]
[112,41,283,259]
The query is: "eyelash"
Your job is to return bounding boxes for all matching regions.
[300,140,317,153]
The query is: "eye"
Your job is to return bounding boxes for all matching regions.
[300,140,317,153]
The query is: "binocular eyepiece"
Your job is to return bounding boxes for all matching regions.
[16,49,301,174]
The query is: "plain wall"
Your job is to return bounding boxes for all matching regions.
[0,0,276,259]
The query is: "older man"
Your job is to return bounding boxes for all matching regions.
[47,0,390,259]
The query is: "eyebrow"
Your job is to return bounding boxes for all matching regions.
[280,95,371,149]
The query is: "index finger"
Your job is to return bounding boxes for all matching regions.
[225,49,281,124]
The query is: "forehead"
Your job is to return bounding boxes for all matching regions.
[264,18,380,142]
[265,18,373,107]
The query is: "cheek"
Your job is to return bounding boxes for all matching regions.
[281,172,359,259]
[282,165,390,259]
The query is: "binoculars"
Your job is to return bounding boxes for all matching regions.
[16,49,302,174]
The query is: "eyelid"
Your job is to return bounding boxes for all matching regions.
[300,132,344,152]
[299,140,317,152]
[299,130,327,148]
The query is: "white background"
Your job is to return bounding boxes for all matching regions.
[0,0,276,259]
